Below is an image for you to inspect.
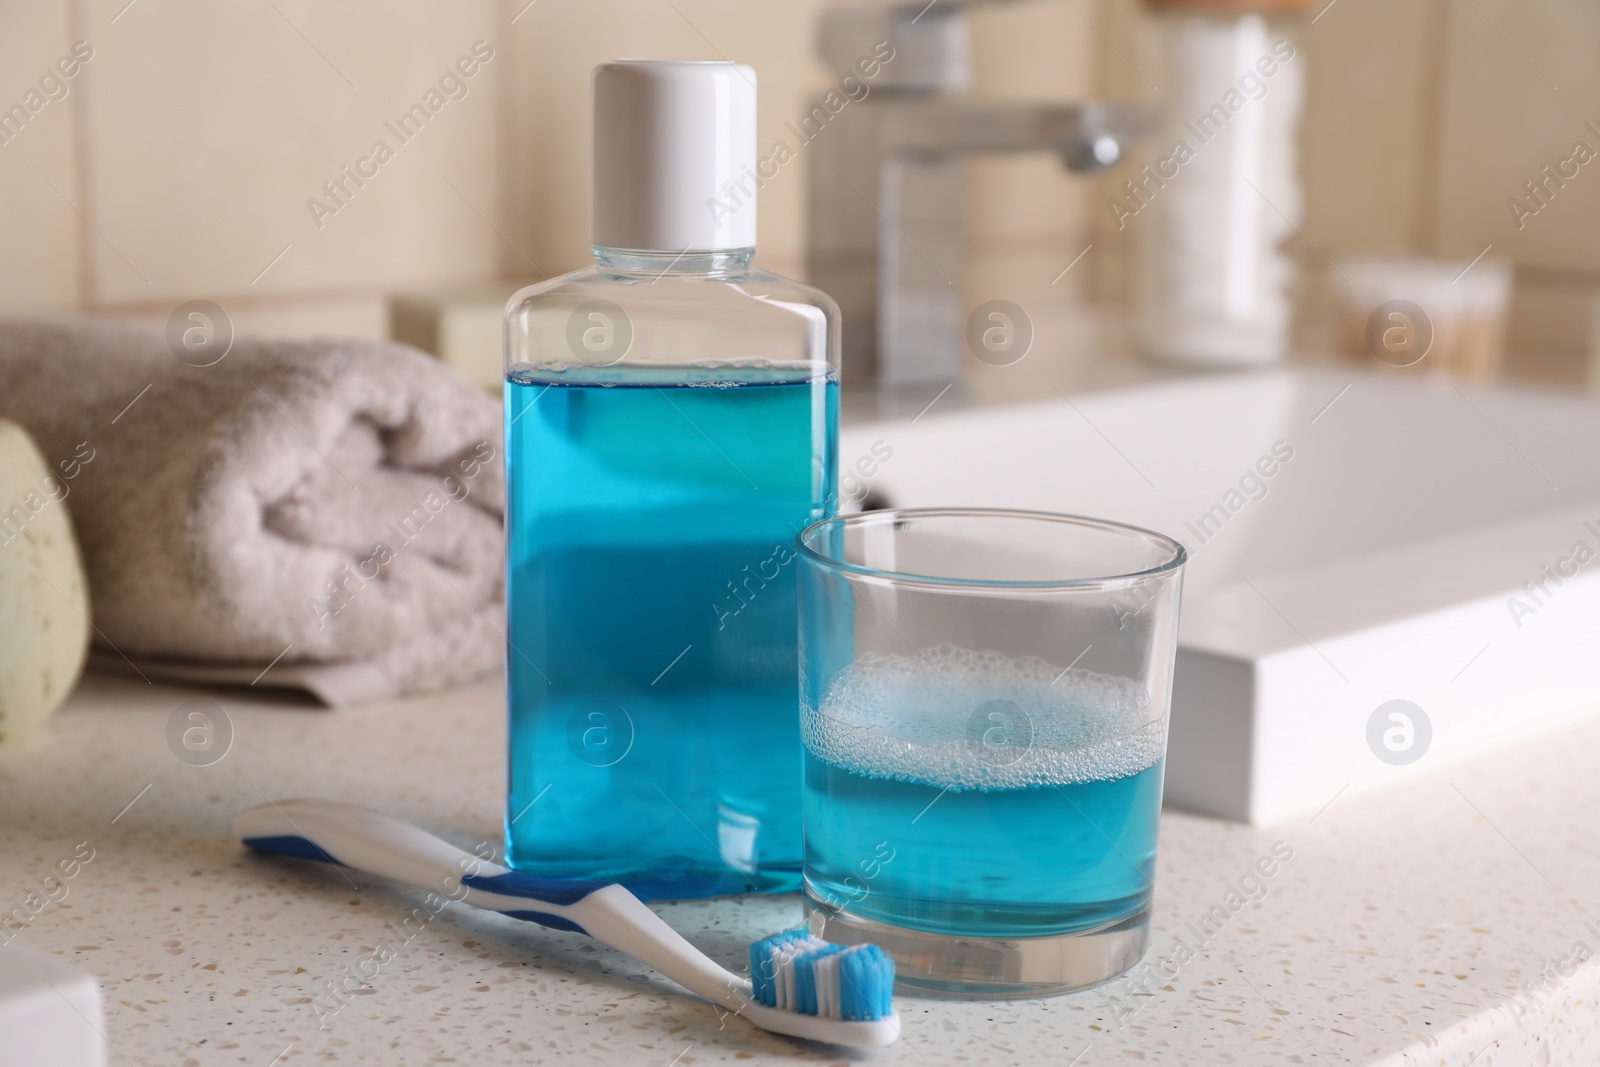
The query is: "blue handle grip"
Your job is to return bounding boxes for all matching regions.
[241,833,609,909]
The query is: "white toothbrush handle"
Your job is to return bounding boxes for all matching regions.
[233,799,752,1014]
[573,885,753,1013]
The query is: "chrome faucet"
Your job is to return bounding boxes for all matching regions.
[806,0,1145,388]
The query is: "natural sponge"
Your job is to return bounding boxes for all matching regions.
[0,420,90,744]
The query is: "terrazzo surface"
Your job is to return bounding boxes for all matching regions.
[1,672,1596,1066]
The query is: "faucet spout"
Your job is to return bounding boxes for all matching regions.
[807,2,1149,389]
[874,99,1145,171]
[806,92,1147,389]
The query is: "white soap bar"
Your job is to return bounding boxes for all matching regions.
[0,942,106,1067]
[0,420,91,744]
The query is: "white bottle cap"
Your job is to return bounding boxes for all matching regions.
[592,60,757,253]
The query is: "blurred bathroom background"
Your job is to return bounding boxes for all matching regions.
[4,0,1596,393]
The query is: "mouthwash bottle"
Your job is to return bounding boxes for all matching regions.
[503,60,840,899]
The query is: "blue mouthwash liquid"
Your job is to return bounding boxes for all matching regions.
[801,649,1165,937]
[505,362,837,899]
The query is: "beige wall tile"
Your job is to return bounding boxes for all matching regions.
[95,290,389,342]
[1431,0,1600,271]
[77,0,503,305]
[1092,0,1162,103]
[0,0,81,313]
[1298,0,1437,255]
[20,0,1595,383]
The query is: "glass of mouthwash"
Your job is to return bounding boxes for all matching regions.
[796,508,1186,995]
[503,61,839,899]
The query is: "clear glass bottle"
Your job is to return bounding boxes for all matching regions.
[502,61,840,899]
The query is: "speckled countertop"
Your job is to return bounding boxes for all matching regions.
[2,672,1596,1066]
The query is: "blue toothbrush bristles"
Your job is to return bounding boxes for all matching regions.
[748,928,895,1022]
[837,943,895,1021]
[749,929,811,1008]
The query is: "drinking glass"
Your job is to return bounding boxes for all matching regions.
[796,508,1186,996]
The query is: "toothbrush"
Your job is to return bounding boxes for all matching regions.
[233,799,900,1048]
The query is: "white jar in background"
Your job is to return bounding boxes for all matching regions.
[1133,1,1309,366]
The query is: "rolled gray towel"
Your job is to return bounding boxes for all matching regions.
[0,316,504,704]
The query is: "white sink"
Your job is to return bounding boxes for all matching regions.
[842,369,1600,823]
